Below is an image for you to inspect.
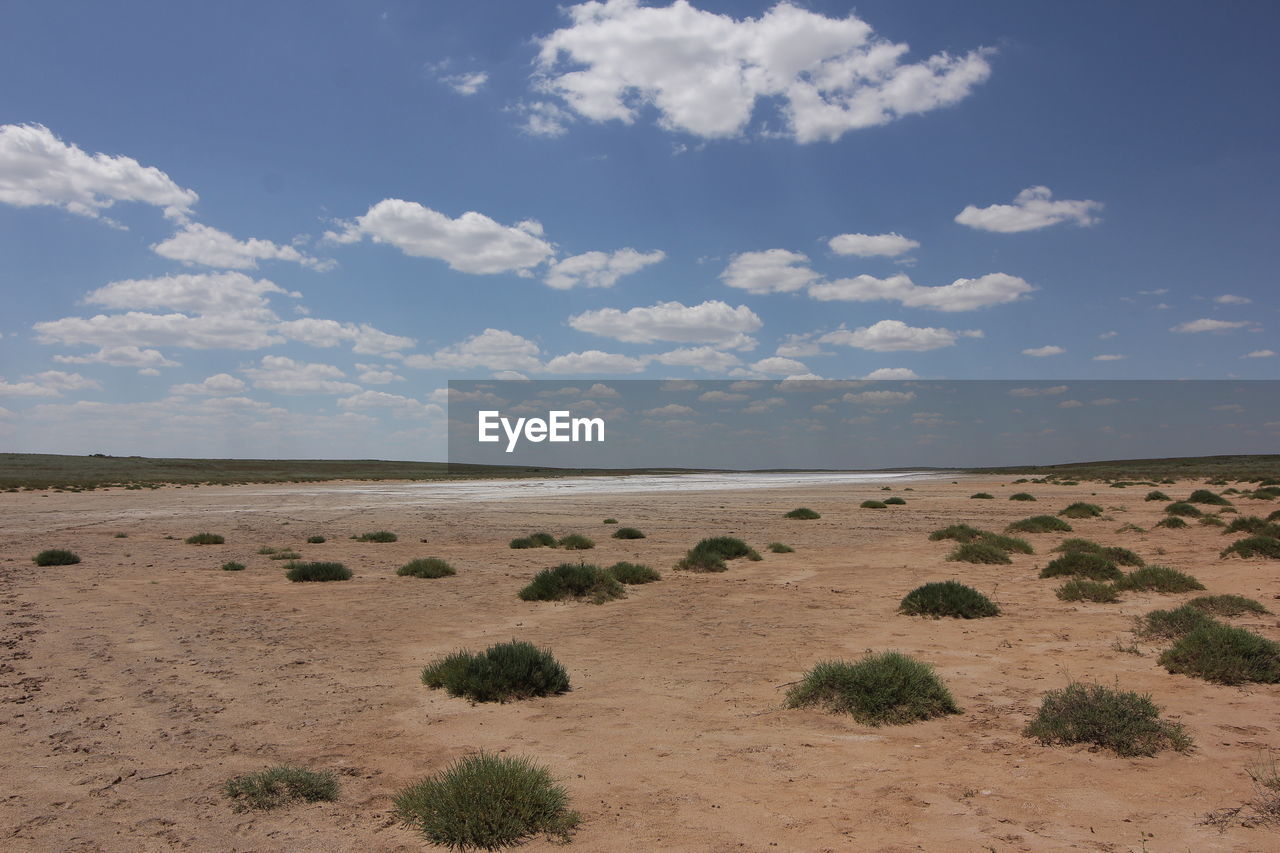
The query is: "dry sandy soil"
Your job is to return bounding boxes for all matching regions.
[1,476,1278,852]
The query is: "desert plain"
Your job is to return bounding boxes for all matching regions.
[1,474,1277,852]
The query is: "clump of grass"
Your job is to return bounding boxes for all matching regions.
[1023,683,1192,757]
[33,548,80,566]
[257,545,278,555]
[1056,579,1119,603]
[1135,604,1218,640]
[114,532,127,538]
[675,550,727,572]
[1187,489,1232,506]
[1225,516,1279,535]
[602,518,617,524]
[899,581,999,619]
[268,549,301,560]
[1053,538,1144,566]
[509,537,536,549]
[1039,552,1123,582]
[221,561,246,572]
[1145,490,1172,501]
[355,530,397,542]
[883,496,906,505]
[929,524,985,542]
[785,652,961,726]
[185,532,225,545]
[947,542,1012,565]
[1160,623,1280,684]
[223,765,339,812]
[305,535,325,544]
[398,558,456,579]
[860,500,887,509]
[679,536,762,570]
[605,561,660,584]
[1009,492,1037,502]
[529,532,558,547]
[1059,502,1104,519]
[784,507,821,519]
[767,542,794,553]
[284,561,352,582]
[1187,595,1271,618]
[1116,523,1146,533]
[1268,509,1280,523]
[1221,536,1280,559]
[1199,515,1227,527]
[1155,516,1189,530]
[1006,515,1073,534]
[518,563,623,603]
[393,753,579,849]
[611,527,645,540]
[978,533,1034,554]
[557,533,595,550]
[970,492,994,499]
[1114,566,1205,593]
[420,640,569,702]
[1165,502,1202,518]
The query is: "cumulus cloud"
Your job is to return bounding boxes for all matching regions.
[532,1,992,143]
[808,272,1032,311]
[325,198,553,275]
[277,318,414,355]
[1093,354,1127,361]
[337,390,442,418]
[0,123,197,223]
[403,328,543,372]
[1243,349,1275,359]
[1022,345,1065,357]
[568,300,761,348]
[152,223,330,271]
[820,319,981,352]
[242,356,361,395]
[54,345,180,369]
[543,350,650,374]
[441,71,489,96]
[844,389,915,405]
[750,356,809,375]
[543,248,665,289]
[1214,294,1251,305]
[863,367,918,379]
[0,370,98,397]
[652,346,742,372]
[1009,385,1069,397]
[955,186,1102,233]
[720,249,820,294]
[355,365,405,384]
[515,100,576,137]
[1171,318,1256,333]
[828,232,919,257]
[84,271,294,316]
[169,373,247,395]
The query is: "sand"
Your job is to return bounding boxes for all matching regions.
[1,476,1278,851]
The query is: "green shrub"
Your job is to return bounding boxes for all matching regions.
[860,500,887,509]
[947,542,1012,565]
[1145,490,1172,502]
[1159,623,1280,684]
[33,548,80,566]
[1056,579,1119,603]
[1187,489,1232,506]
[1224,516,1277,535]
[1039,552,1123,582]
[355,530,397,542]
[1135,605,1218,640]
[398,558,456,579]
[257,545,278,555]
[420,640,569,702]
[509,537,536,549]
[785,652,961,726]
[518,563,623,603]
[114,532,127,538]
[1165,502,1202,518]
[1006,515,1073,534]
[284,561,352,582]
[928,524,985,542]
[1155,516,1188,530]
[767,542,794,553]
[979,533,1034,554]
[605,561,660,584]
[221,561,246,572]
[899,581,999,618]
[689,536,761,561]
[1009,492,1037,501]
[970,493,994,499]
[185,532,225,545]
[1198,515,1226,527]
[1114,566,1205,593]
[1221,536,1280,559]
[1053,538,1144,566]
[267,550,301,560]
[529,532,558,547]
[674,551,727,572]
[223,765,339,811]
[611,527,645,540]
[784,507,821,519]
[602,518,618,524]
[1187,595,1270,618]
[306,535,325,544]
[393,753,579,849]
[557,534,595,550]
[1115,523,1146,533]
[883,496,906,505]
[1023,683,1191,757]
[1059,502,1104,519]
[1268,509,1280,523]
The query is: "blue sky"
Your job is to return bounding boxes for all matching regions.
[1,1,1276,460]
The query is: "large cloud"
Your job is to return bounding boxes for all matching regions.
[808,272,1033,311]
[153,223,330,271]
[532,1,992,143]
[720,249,820,294]
[544,248,665,289]
[820,319,982,352]
[54,345,180,369]
[828,232,919,257]
[955,186,1102,233]
[568,300,761,348]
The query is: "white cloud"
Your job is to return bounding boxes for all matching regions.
[544,248,665,289]
[0,370,99,397]
[1098,330,1118,339]
[337,390,442,418]
[652,346,742,372]
[0,379,61,398]
[543,350,650,374]
[1093,354,1127,361]
[1171,318,1255,333]
[828,232,919,257]
[955,186,1102,233]
[242,356,361,395]
[277,318,415,355]
[1242,349,1275,359]
[325,198,554,275]
[698,390,748,402]
[750,356,808,375]
[720,249,819,294]
[820,319,981,352]
[644,404,695,416]
[152,223,331,271]
[863,367,918,379]
[84,271,293,316]
[403,328,543,372]
[35,310,283,351]
[0,123,197,223]
[808,272,1032,311]
[515,100,575,137]
[54,345,180,368]
[844,389,915,405]
[441,71,489,96]
[569,300,761,348]
[355,365,405,384]
[1215,294,1252,305]
[1022,345,1065,357]
[1009,385,1069,397]
[170,373,247,395]
[775,332,824,358]
[532,1,992,143]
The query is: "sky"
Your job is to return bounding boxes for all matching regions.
[0,0,1277,462]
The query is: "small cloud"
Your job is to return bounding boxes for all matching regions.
[1214,294,1251,305]
[1098,330,1118,339]
[863,368,918,380]
[1021,345,1064,357]
[1009,385,1069,397]
[955,186,1101,233]
[1171,318,1256,333]
[1093,354,1127,361]
[1242,349,1275,359]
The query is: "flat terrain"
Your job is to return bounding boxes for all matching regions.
[1,477,1277,851]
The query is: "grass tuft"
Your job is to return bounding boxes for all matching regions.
[860,500,887,509]
[1059,502,1104,519]
[785,652,961,726]
[883,496,906,505]
[1056,579,1119,603]
[305,535,325,544]
[1145,490,1172,502]
[1221,536,1280,559]
[1114,565,1204,593]
[33,548,80,566]
[1023,683,1191,757]
[611,527,646,540]
[1187,489,1232,506]
[970,492,994,499]
[1053,538,1144,566]
[605,561,661,584]
[267,550,301,560]
[1187,594,1271,618]
[784,507,821,519]
[767,542,794,553]
[398,558,457,579]
[509,537,536,549]
[420,640,569,702]
[557,533,595,550]
[1159,623,1280,684]
[284,561,352,582]
[1165,502,1202,518]
[221,561,246,572]
[899,581,999,618]
[185,532,225,545]
[1039,552,1123,582]
[929,524,985,542]
[602,518,617,524]
[223,765,339,811]
[355,530,397,542]
[1009,492,1037,501]
[1006,515,1073,534]
[1155,516,1189,530]
[947,541,1012,564]
[1135,604,1218,640]
[518,563,624,603]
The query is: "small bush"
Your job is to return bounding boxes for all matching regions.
[1159,623,1280,684]
[1023,683,1191,757]
[529,532,558,547]
[1059,502,1104,519]
[979,533,1034,554]
[355,530,397,542]
[602,518,618,524]
[1114,566,1205,593]
[1155,516,1188,530]
[1053,538,1144,566]
[268,550,301,560]
[509,537,536,549]
[1039,552,1123,582]
[1188,595,1271,618]
[947,542,1012,565]
[899,581,999,618]
[223,765,339,811]
[398,558,456,579]
[611,527,645,540]
[883,496,906,505]
[1224,516,1277,535]
[393,753,579,849]
[860,500,887,509]
[185,532,225,545]
[1165,502,1202,518]
[689,536,761,561]
[1115,523,1146,533]
[606,561,660,584]
[928,524,985,543]
[1145,490,1172,502]
[221,561,246,572]
[284,561,352,582]
[1135,605,1218,640]
[970,492,994,499]
[785,652,961,726]
[421,640,569,702]
[1199,514,1227,527]
[114,532,127,538]
[1056,579,1119,603]
[519,563,624,603]
[767,542,794,553]
[557,534,595,550]
[306,535,325,544]
[675,550,727,572]
[1221,536,1280,559]
[1006,515,1073,534]
[257,546,278,555]
[33,548,80,566]
[785,507,821,519]
[1268,509,1280,523]
[1187,489,1232,506]
[1010,492,1037,501]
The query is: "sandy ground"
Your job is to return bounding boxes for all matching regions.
[1,476,1278,852]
